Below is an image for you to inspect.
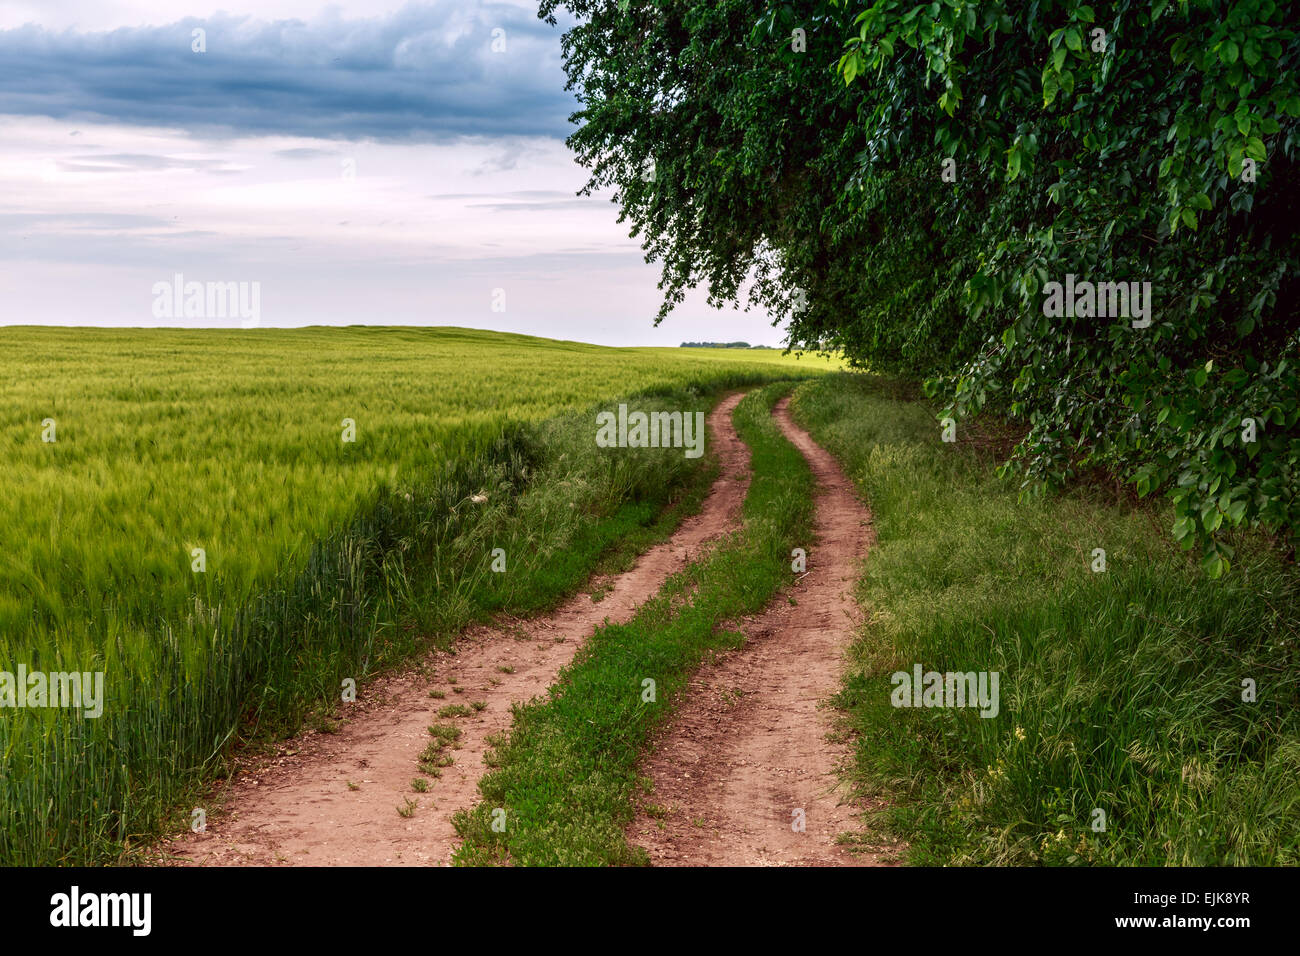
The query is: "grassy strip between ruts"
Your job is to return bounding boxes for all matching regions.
[790,373,1300,866]
[453,383,814,865]
[6,386,738,866]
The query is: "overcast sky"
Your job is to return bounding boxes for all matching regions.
[0,0,786,346]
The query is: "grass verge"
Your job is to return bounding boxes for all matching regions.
[452,383,814,865]
[791,373,1300,865]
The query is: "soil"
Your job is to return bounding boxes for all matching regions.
[153,391,753,866]
[625,396,900,866]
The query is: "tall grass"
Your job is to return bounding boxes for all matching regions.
[791,373,1300,865]
[0,327,830,864]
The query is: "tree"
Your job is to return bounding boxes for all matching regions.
[541,0,1299,569]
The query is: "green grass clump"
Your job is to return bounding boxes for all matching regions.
[791,373,1300,866]
[452,382,815,865]
[428,724,463,744]
[0,326,832,865]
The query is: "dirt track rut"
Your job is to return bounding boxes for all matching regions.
[157,391,751,866]
[626,395,892,866]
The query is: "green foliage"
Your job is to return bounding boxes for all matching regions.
[794,374,1300,865]
[841,0,1299,573]
[546,0,1299,568]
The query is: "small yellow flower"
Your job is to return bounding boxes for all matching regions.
[1014,726,1026,741]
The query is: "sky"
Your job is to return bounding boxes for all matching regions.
[0,0,787,346]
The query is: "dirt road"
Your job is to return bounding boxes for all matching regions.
[157,391,752,866]
[626,395,893,866]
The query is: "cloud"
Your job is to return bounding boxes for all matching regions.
[0,1,577,141]
[427,189,573,199]
[274,146,340,159]
[56,152,245,173]
[468,198,599,212]
[468,138,551,174]
[0,211,176,231]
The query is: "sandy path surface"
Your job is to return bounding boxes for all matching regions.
[626,395,894,866]
[156,391,752,866]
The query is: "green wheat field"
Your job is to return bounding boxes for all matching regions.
[0,325,831,864]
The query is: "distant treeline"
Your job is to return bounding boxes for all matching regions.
[680,341,774,349]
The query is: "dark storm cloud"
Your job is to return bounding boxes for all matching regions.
[0,2,576,141]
